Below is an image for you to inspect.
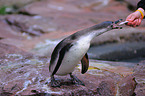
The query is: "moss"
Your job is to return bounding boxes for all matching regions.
[0,6,8,15]
[0,5,18,15]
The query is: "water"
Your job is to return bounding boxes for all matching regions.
[120,57,145,63]
[88,41,145,63]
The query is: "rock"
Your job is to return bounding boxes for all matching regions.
[0,20,138,96]
[91,24,145,45]
[4,15,48,36]
[22,0,109,14]
[21,0,130,26]
[0,0,45,15]
[0,52,136,95]
[118,75,136,96]
[0,16,33,49]
[115,0,139,11]
[95,80,116,96]
[31,39,60,57]
[0,42,48,95]
[0,19,24,40]
[0,42,34,67]
[124,0,139,10]
[4,14,94,36]
[133,63,145,96]
[0,0,140,52]
[0,42,32,58]
[0,0,41,7]
[23,0,82,14]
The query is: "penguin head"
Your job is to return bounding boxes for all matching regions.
[100,19,123,30]
[107,19,123,30]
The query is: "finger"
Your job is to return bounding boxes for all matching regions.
[136,19,140,26]
[132,20,138,27]
[127,20,134,26]
[134,19,138,27]
[135,19,142,26]
[136,19,139,26]
[138,19,142,26]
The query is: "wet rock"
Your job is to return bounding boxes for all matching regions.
[31,39,60,57]
[0,42,48,95]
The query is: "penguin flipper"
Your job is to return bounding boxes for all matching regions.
[81,53,89,74]
[52,43,73,75]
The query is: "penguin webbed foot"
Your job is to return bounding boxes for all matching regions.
[50,76,61,87]
[69,73,85,86]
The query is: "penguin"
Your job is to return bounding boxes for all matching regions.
[49,19,123,87]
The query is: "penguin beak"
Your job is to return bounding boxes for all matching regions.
[111,19,123,29]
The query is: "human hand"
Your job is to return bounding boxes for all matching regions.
[126,8,144,27]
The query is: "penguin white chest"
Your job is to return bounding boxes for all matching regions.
[56,37,91,75]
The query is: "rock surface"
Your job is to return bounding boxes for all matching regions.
[0,0,41,7]
[0,0,145,95]
[133,61,145,96]
[0,47,137,95]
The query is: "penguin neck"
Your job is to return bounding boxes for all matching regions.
[79,28,109,43]
[90,28,109,37]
